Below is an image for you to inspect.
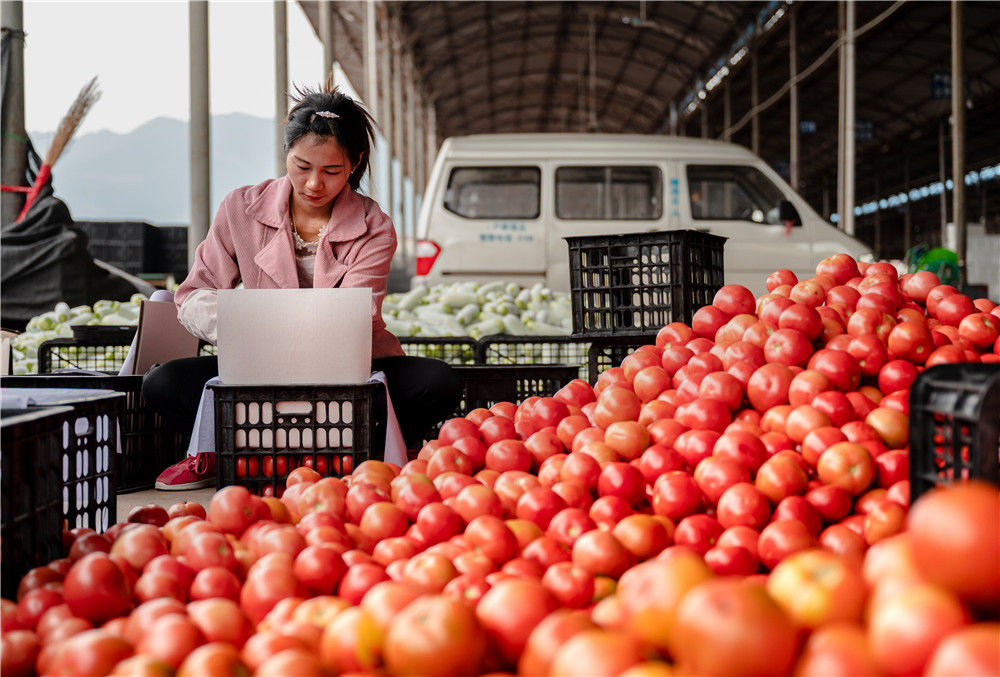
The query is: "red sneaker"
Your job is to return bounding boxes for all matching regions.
[155,453,216,490]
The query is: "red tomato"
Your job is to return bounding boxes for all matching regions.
[746,363,794,413]
[1,629,41,677]
[757,520,816,570]
[62,553,132,624]
[384,595,486,677]
[909,482,1000,608]
[438,417,481,445]
[476,578,557,666]
[868,584,969,677]
[925,623,1000,677]
[716,482,771,530]
[554,379,597,408]
[670,579,798,676]
[673,514,724,556]
[426,445,475,478]
[816,442,875,496]
[546,508,598,549]
[596,462,646,506]
[651,472,704,523]
[188,566,241,602]
[767,269,798,291]
[692,305,731,339]
[593,387,642,430]
[478,415,518,446]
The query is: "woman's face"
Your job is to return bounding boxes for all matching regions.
[286,133,354,213]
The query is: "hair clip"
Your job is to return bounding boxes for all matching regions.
[311,111,340,122]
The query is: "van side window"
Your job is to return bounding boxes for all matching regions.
[555,166,662,220]
[687,165,795,226]
[443,166,540,219]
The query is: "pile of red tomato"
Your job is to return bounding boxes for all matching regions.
[3,254,999,677]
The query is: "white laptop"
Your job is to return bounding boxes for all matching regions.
[217,288,372,385]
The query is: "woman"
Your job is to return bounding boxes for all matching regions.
[145,81,459,490]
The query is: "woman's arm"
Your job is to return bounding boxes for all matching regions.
[177,289,219,344]
[174,193,243,342]
[175,194,242,308]
[339,206,397,333]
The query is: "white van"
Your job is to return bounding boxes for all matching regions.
[413,133,873,294]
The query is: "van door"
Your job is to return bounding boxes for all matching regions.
[546,163,666,290]
[680,162,813,291]
[431,164,547,282]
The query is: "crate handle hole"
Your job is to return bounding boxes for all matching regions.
[276,401,312,416]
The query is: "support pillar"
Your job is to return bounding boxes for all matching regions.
[951,0,967,286]
[722,80,731,142]
[425,103,437,185]
[364,0,378,199]
[391,15,405,260]
[1,1,26,225]
[789,4,800,191]
[939,120,948,238]
[274,0,288,176]
[189,0,211,261]
[379,8,393,218]
[750,48,760,154]
[843,0,856,236]
[319,0,334,77]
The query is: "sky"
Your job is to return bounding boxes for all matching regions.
[23,1,328,134]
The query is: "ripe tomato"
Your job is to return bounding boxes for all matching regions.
[476,578,557,666]
[670,579,798,676]
[716,482,771,530]
[593,387,642,430]
[62,553,132,624]
[617,552,712,652]
[924,623,1000,677]
[816,442,875,496]
[767,549,866,628]
[757,520,816,570]
[908,481,1000,608]
[568,526,631,577]
[651,472,704,523]
[868,583,969,677]
[746,363,794,413]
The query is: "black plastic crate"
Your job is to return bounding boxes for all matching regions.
[39,327,136,374]
[211,383,380,497]
[1,406,73,594]
[451,365,580,415]
[909,363,1000,500]
[2,390,123,532]
[476,336,590,381]
[76,221,157,274]
[565,230,726,335]
[40,327,216,374]
[399,337,478,364]
[2,374,189,492]
[588,334,658,384]
[156,226,189,278]
[475,334,655,384]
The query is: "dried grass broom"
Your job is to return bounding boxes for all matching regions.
[15,76,101,222]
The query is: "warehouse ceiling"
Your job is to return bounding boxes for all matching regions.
[300,1,1000,252]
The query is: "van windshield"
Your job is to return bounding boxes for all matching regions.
[687,164,793,226]
[444,166,540,219]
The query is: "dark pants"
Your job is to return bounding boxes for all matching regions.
[141,354,461,453]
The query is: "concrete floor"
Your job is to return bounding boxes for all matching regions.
[116,486,217,523]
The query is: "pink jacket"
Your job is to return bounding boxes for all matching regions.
[175,176,404,359]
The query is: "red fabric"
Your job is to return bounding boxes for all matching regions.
[175,177,403,359]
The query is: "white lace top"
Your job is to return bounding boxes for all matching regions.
[293,224,327,288]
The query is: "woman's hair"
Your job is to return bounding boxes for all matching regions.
[284,75,376,191]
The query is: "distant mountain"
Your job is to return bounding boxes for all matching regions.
[28,114,280,225]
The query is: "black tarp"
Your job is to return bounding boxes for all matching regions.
[1,32,153,330]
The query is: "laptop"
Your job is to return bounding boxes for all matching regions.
[216,288,372,385]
